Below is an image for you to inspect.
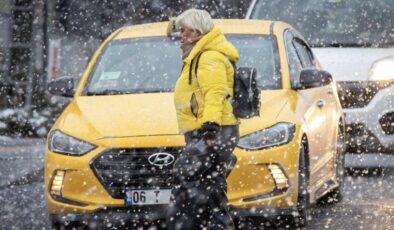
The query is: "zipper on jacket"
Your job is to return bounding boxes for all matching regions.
[190,93,199,119]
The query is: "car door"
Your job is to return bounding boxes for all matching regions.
[292,36,337,186]
[285,30,330,190]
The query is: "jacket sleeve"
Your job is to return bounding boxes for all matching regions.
[196,51,228,125]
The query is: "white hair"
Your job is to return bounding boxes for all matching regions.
[175,9,214,35]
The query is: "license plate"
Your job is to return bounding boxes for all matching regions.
[124,189,171,206]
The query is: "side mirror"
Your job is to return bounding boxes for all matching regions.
[47,76,76,97]
[294,69,332,90]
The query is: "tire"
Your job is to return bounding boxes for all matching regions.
[234,217,259,230]
[320,124,345,204]
[51,220,67,230]
[50,215,85,230]
[294,145,309,227]
[50,215,64,230]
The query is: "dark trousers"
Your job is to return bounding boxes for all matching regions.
[166,125,239,230]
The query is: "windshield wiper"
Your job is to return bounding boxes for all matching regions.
[311,40,394,48]
[86,89,125,96]
[310,41,372,48]
[86,88,174,95]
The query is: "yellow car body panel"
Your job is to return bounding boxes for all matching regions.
[61,94,180,138]
[45,19,343,221]
[228,138,302,208]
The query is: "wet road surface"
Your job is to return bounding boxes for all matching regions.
[1,139,394,229]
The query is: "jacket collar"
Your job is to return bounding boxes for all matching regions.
[183,27,222,64]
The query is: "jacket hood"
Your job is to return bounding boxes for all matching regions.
[184,27,239,64]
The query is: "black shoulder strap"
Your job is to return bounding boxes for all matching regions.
[189,52,204,85]
[231,61,236,75]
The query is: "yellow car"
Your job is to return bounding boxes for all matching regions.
[45,19,345,228]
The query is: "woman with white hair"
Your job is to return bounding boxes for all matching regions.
[167,8,240,230]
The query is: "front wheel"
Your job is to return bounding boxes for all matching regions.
[293,145,309,227]
[50,215,86,230]
[320,124,345,204]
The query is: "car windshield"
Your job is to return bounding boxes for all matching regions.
[84,35,280,95]
[250,0,394,47]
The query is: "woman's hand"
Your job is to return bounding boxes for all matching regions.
[201,122,220,146]
[206,139,216,147]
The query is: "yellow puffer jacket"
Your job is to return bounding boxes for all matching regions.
[174,27,240,133]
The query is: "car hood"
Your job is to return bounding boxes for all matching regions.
[59,93,180,140]
[238,90,289,136]
[58,91,288,140]
[312,47,394,82]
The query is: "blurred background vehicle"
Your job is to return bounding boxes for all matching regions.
[247,0,394,155]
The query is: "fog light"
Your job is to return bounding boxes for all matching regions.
[268,164,289,190]
[51,170,66,196]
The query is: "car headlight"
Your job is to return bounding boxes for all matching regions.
[237,123,295,150]
[48,130,97,156]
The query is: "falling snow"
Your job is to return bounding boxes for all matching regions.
[0,0,394,229]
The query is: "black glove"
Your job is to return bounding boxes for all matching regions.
[201,122,220,142]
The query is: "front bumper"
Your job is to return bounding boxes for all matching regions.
[344,84,394,153]
[46,131,302,222]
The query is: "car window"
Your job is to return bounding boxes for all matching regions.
[285,31,303,86]
[84,38,182,95]
[250,0,394,47]
[83,35,281,95]
[292,39,315,68]
[229,35,281,90]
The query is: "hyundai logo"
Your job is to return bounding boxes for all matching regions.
[148,153,175,166]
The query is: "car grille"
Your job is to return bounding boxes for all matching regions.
[91,148,181,199]
[337,80,394,109]
[379,112,394,135]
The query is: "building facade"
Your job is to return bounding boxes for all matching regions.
[0,0,46,111]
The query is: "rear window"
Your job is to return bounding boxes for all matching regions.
[83,35,280,95]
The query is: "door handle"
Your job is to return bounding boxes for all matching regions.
[316,100,325,108]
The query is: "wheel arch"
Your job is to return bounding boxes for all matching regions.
[300,134,310,170]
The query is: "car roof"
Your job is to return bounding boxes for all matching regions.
[113,19,291,40]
